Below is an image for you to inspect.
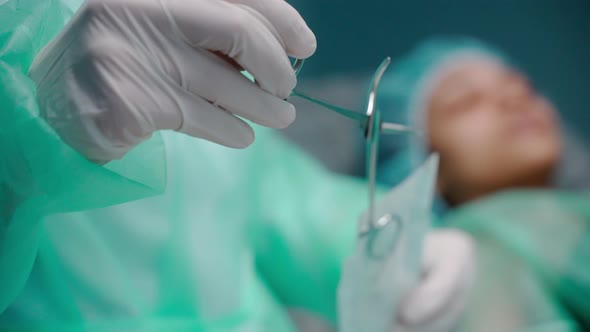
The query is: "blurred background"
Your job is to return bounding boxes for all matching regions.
[280,0,590,179]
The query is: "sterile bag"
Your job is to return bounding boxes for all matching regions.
[337,154,439,332]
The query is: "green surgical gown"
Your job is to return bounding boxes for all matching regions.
[446,190,590,332]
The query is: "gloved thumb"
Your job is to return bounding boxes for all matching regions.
[397,229,476,329]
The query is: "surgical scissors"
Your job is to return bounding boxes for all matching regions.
[290,58,419,237]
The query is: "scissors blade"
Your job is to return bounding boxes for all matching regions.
[365,57,392,229]
[291,90,418,136]
[291,90,368,124]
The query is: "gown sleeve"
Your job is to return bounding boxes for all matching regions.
[0,0,166,313]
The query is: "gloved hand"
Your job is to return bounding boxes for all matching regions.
[29,0,316,163]
[396,229,476,332]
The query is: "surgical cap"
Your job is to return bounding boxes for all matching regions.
[376,37,510,213]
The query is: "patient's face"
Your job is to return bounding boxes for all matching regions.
[427,59,560,205]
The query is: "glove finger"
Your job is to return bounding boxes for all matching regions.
[398,230,475,326]
[165,0,295,99]
[169,83,255,148]
[224,0,317,59]
[173,47,295,129]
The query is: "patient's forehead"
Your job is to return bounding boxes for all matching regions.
[433,59,508,100]
[428,59,516,118]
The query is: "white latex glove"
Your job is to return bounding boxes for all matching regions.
[29,0,316,163]
[395,229,476,332]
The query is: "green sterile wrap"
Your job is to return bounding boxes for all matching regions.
[445,190,590,331]
[0,0,166,313]
[1,127,371,330]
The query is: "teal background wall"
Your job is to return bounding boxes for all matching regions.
[291,0,590,140]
